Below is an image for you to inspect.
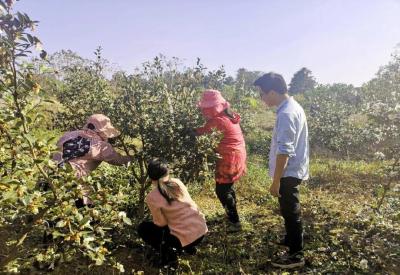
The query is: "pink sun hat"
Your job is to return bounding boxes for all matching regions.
[198,90,230,110]
[84,114,120,139]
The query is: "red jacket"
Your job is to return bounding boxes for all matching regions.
[196,112,247,183]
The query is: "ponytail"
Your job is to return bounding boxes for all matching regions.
[224,108,235,119]
[157,179,184,205]
[147,158,184,204]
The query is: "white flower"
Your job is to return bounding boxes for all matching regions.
[118,211,127,218]
[374,151,385,160]
[115,263,125,273]
[360,259,368,270]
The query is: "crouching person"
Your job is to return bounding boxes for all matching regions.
[54,114,132,206]
[138,159,208,268]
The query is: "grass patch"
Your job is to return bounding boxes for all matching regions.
[1,157,399,274]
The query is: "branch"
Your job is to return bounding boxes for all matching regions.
[376,157,400,212]
[0,201,55,269]
[9,45,58,200]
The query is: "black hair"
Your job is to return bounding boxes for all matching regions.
[254,72,288,94]
[87,123,96,130]
[224,108,235,119]
[108,137,118,145]
[147,158,168,181]
[147,158,183,204]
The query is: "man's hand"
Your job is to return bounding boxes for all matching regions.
[271,154,289,198]
[269,180,281,197]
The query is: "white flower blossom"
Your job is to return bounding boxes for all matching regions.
[360,259,368,270]
[374,151,385,160]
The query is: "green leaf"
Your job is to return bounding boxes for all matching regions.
[16,12,25,25]
[122,216,132,225]
[56,220,66,228]
[26,33,34,44]
[17,233,28,246]
[51,231,66,238]
[15,120,23,128]
[79,216,91,228]
[44,99,57,104]
[47,136,57,144]
[0,179,20,185]
[2,190,18,202]
[24,134,36,144]
[83,236,95,245]
[21,195,31,206]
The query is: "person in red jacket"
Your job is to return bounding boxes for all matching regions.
[194,89,247,232]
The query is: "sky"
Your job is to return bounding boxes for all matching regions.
[15,0,400,86]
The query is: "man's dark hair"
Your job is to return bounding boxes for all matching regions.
[254,72,288,94]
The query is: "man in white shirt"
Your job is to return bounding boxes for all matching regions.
[255,72,309,269]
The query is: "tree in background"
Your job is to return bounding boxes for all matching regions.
[289,67,317,94]
[235,68,264,97]
[50,47,115,131]
[300,83,372,158]
[361,50,400,210]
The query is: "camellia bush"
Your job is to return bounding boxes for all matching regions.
[35,51,227,219]
[361,52,400,211]
[299,52,400,211]
[300,83,375,158]
[52,47,115,131]
[3,1,397,273]
[102,57,222,216]
[0,2,134,272]
[1,2,223,271]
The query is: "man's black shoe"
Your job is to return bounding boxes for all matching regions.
[271,252,305,269]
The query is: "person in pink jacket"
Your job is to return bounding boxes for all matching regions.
[138,159,208,268]
[195,90,247,232]
[54,114,131,206]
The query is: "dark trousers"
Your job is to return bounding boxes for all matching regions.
[137,221,204,264]
[279,177,303,254]
[215,183,240,223]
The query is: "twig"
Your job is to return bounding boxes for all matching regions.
[376,157,399,212]
[0,202,55,268]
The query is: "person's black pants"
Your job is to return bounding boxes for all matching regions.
[137,221,204,264]
[215,183,240,223]
[278,177,303,254]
